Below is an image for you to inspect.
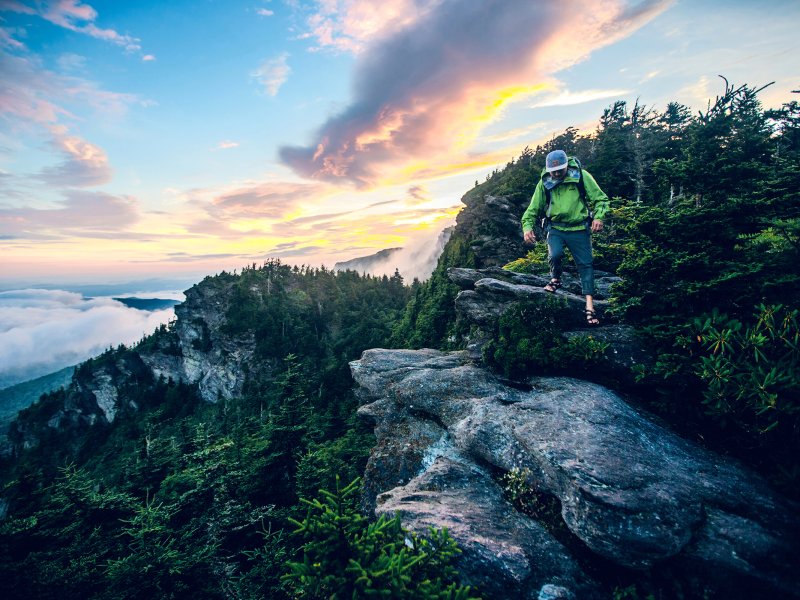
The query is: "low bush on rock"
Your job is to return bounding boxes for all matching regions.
[285,477,481,600]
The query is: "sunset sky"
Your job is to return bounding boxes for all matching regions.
[2,0,799,286]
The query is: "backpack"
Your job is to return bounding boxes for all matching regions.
[541,157,592,229]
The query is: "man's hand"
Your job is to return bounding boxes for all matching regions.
[523,230,537,244]
[591,219,604,233]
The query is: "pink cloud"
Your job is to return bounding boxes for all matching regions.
[181,180,333,237]
[0,25,27,51]
[210,180,325,219]
[300,0,430,53]
[0,52,138,128]
[37,126,113,187]
[282,0,672,188]
[0,190,140,238]
[406,184,429,205]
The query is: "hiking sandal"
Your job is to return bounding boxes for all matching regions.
[585,308,600,326]
[544,279,561,293]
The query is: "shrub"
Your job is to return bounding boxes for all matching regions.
[284,477,480,599]
[483,299,609,379]
[692,304,800,433]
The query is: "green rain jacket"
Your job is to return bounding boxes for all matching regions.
[521,157,610,233]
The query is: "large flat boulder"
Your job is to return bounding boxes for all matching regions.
[351,348,800,598]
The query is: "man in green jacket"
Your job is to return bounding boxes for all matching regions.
[521,150,609,325]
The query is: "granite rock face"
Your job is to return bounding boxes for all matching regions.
[351,348,800,598]
[10,276,268,457]
[376,455,598,600]
[448,267,653,382]
[456,194,529,268]
[135,278,258,403]
[8,351,149,454]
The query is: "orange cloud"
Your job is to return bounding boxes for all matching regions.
[282,0,672,188]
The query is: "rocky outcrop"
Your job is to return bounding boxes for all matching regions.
[9,276,265,457]
[351,348,800,599]
[8,351,149,454]
[449,267,617,328]
[135,278,259,404]
[456,195,529,268]
[377,455,597,599]
[447,267,653,384]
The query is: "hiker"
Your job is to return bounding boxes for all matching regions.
[521,149,609,326]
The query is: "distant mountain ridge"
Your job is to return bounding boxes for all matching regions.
[113,297,181,311]
[334,248,402,273]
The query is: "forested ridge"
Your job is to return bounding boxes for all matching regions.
[1,81,798,599]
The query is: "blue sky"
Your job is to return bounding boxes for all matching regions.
[1,0,799,285]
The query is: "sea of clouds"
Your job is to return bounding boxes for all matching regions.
[0,288,180,389]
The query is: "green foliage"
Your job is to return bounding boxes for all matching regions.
[0,366,74,431]
[295,426,375,501]
[503,243,549,274]
[237,524,292,599]
[612,82,800,334]
[222,260,411,364]
[0,464,136,599]
[684,305,798,433]
[0,260,414,599]
[483,299,609,379]
[612,584,656,600]
[105,498,217,599]
[391,232,475,349]
[284,477,480,599]
[499,467,562,527]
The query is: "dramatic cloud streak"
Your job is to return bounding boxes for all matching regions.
[0,289,175,389]
[185,180,332,235]
[281,0,671,187]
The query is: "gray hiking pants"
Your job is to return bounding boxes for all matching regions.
[547,226,595,296]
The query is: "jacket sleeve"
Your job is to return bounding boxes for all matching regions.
[521,180,545,233]
[582,170,610,221]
